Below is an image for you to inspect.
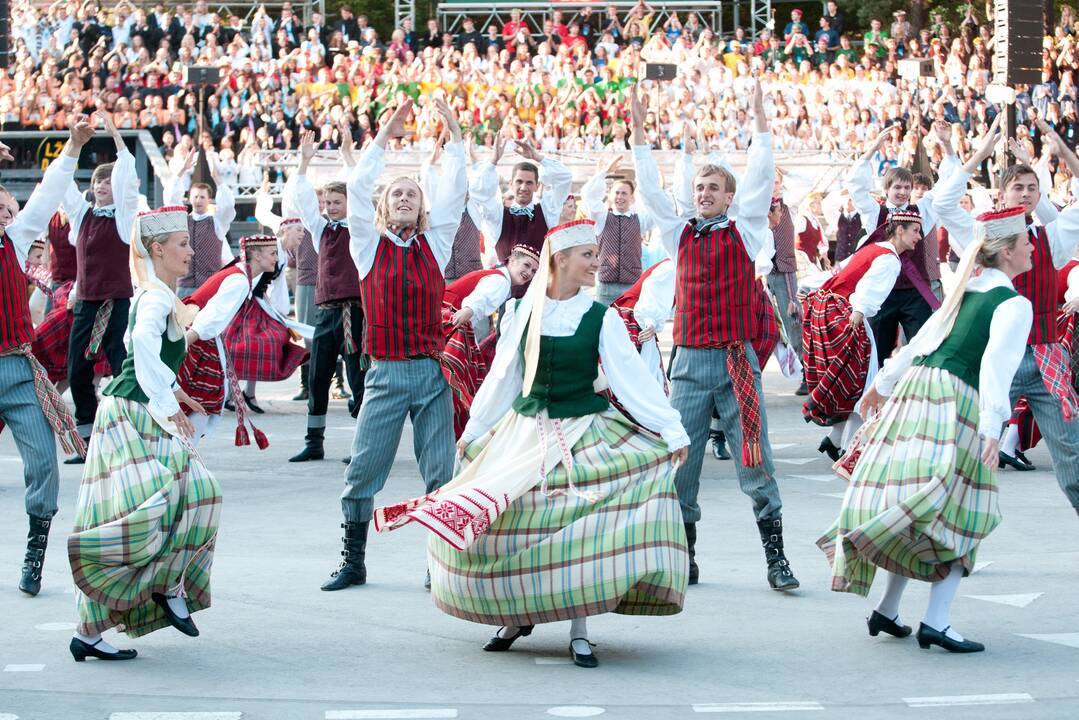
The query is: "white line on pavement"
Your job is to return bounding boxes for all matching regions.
[2,665,44,672]
[33,622,77,632]
[964,592,1043,608]
[109,714,243,719]
[325,711,458,719]
[1017,633,1079,649]
[534,657,574,664]
[774,458,817,466]
[692,702,824,713]
[903,693,1034,708]
[0,714,19,719]
[547,708,606,717]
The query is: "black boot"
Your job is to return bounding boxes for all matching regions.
[818,436,842,462]
[19,515,51,596]
[289,426,325,462]
[684,522,699,585]
[292,364,310,401]
[710,430,731,460]
[321,521,368,591]
[63,442,89,465]
[757,516,800,591]
[332,362,351,400]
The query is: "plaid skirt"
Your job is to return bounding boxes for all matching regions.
[177,338,227,415]
[817,366,1000,596]
[802,291,873,426]
[427,409,688,626]
[751,280,780,365]
[32,284,110,383]
[68,396,222,637]
[224,299,308,382]
[440,306,489,439]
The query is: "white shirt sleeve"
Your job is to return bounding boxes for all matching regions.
[347,143,384,280]
[632,259,675,331]
[1065,265,1079,303]
[113,148,140,246]
[845,158,883,235]
[978,296,1033,438]
[1044,203,1079,269]
[190,273,250,339]
[461,300,523,443]
[849,252,901,317]
[62,174,91,247]
[164,171,189,205]
[287,175,328,252]
[462,272,512,317]
[755,229,776,276]
[730,132,776,259]
[425,141,469,273]
[470,161,505,244]
[599,308,689,450]
[131,289,182,419]
[673,150,696,217]
[254,190,283,234]
[214,183,237,245]
[537,157,573,227]
[579,170,609,234]
[267,250,292,316]
[632,144,691,260]
[930,169,975,253]
[6,155,77,266]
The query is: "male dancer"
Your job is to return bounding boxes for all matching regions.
[322,96,466,591]
[166,151,237,299]
[0,119,94,595]
[61,113,141,461]
[631,81,800,591]
[422,136,485,282]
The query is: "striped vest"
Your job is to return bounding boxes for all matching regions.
[1013,226,1060,345]
[314,223,360,306]
[0,235,34,351]
[294,229,318,287]
[674,221,756,347]
[444,209,483,282]
[495,205,547,264]
[443,268,504,311]
[771,203,797,273]
[834,213,862,263]
[820,242,893,299]
[597,211,643,284]
[179,215,225,289]
[75,212,132,301]
[359,234,445,360]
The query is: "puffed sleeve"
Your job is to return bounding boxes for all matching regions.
[112,148,140,246]
[731,132,776,259]
[930,168,975,253]
[462,272,512,317]
[346,143,384,280]
[131,289,182,420]
[460,300,523,444]
[537,157,573,227]
[189,273,250,339]
[632,259,675,332]
[849,252,901,317]
[978,296,1033,438]
[632,144,690,260]
[425,140,469,272]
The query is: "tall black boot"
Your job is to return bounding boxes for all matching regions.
[757,516,800,591]
[289,426,325,462]
[321,521,368,591]
[292,363,310,401]
[684,522,699,585]
[19,515,51,596]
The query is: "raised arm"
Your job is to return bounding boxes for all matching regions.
[254,181,283,234]
[164,148,196,205]
[285,130,327,247]
[527,143,573,226]
[845,124,898,227]
[580,156,621,234]
[101,112,140,246]
[469,141,507,250]
[425,96,468,271]
[629,85,687,259]
[1037,120,1079,267]
[732,78,776,259]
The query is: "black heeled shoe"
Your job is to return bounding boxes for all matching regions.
[818,437,842,462]
[243,393,264,414]
[569,639,599,668]
[998,451,1035,471]
[151,592,200,637]
[69,637,137,662]
[915,623,984,653]
[1015,450,1035,468]
[867,610,912,638]
[482,625,534,652]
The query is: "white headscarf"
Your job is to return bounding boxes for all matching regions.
[129,205,198,340]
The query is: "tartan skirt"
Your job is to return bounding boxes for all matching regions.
[177,338,226,415]
[68,396,222,637]
[440,306,489,439]
[816,366,1001,596]
[428,409,688,626]
[751,280,780,365]
[224,299,309,382]
[802,291,873,426]
[32,285,110,383]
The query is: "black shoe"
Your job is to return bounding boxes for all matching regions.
[243,393,264,414]
[19,515,51,596]
[818,437,842,462]
[867,610,912,638]
[1014,450,1036,468]
[569,639,599,668]
[289,427,325,462]
[424,570,431,591]
[998,451,1035,471]
[710,431,731,460]
[342,456,351,465]
[795,380,809,396]
[150,593,199,637]
[224,398,236,412]
[321,522,368,591]
[684,522,699,585]
[332,384,351,400]
[293,365,310,401]
[63,454,86,465]
[292,388,310,401]
[916,623,985,653]
[757,516,800,591]
[482,625,534,651]
[69,637,137,662]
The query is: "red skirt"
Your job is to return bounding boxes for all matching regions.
[440,304,490,439]
[751,280,779,366]
[801,291,873,426]
[224,299,309,382]
[176,338,226,415]
[32,284,110,383]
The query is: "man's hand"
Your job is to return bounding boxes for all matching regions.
[374,98,414,147]
[96,110,124,150]
[629,84,646,144]
[65,114,95,156]
[432,95,462,143]
[964,112,1002,171]
[858,386,886,418]
[598,154,622,176]
[1008,136,1033,165]
[338,119,356,168]
[514,138,542,162]
[747,76,767,133]
[297,129,316,173]
[932,118,955,155]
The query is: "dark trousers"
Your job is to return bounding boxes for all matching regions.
[67,297,130,436]
[868,288,932,367]
[308,304,365,420]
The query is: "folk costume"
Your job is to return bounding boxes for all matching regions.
[165,174,237,298]
[818,208,1033,653]
[0,153,85,597]
[766,198,804,362]
[610,257,675,389]
[934,167,1079,514]
[61,146,141,446]
[633,131,800,591]
[321,138,468,591]
[372,220,690,667]
[421,158,486,282]
[68,206,221,654]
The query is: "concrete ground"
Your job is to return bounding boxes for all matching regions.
[2,366,1078,720]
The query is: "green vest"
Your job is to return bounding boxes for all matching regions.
[512,301,611,419]
[915,286,1018,391]
[103,294,188,404]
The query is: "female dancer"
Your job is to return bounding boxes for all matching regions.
[818,207,1034,653]
[375,219,690,668]
[68,206,221,661]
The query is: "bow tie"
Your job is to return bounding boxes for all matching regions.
[885,203,909,213]
[694,214,729,233]
[326,219,348,230]
[508,205,535,220]
[92,207,116,218]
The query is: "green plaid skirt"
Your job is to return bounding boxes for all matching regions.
[68,397,222,637]
[817,366,1001,596]
[429,408,688,626]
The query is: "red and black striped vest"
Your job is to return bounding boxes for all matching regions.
[771,202,797,273]
[0,235,34,351]
[314,222,360,306]
[443,267,504,311]
[359,234,445,360]
[47,213,77,284]
[820,242,894,299]
[444,209,483,282]
[75,212,132,301]
[597,211,643,284]
[1013,225,1060,345]
[495,205,547,264]
[183,264,248,312]
[179,215,225,289]
[674,221,756,347]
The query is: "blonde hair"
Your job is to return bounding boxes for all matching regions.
[977,231,1023,269]
[696,164,738,195]
[141,231,173,256]
[374,176,429,234]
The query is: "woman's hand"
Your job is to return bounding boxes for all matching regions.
[981,435,1000,468]
[168,411,196,439]
[451,307,474,328]
[637,325,657,343]
[175,387,206,416]
[849,309,864,327]
[670,446,689,465]
[858,386,886,418]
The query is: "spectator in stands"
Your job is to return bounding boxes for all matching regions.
[784,8,809,41]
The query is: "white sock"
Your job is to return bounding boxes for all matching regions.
[874,571,910,623]
[75,632,119,654]
[245,380,256,395]
[166,595,190,619]
[923,564,965,641]
[1001,424,1020,456]
[828,423,845,446]
[569,617,592,655]
[497,625,520,639]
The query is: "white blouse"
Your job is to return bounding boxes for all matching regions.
[462,291,690,451]
[129,288,183,420]
[633,258,676,333]
[849,245,902,318]
[874,268,1033,439]
[189,271,253,340]
[462,267,512,317]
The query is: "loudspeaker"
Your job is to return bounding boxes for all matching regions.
[0,0,10,70]
[993,0,1043,85]
[182,65,221,86]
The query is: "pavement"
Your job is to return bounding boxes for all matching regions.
[2,366,1079,720]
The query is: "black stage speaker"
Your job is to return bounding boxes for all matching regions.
[0,0,10,70]
[993,0,1043,85]
[183,65,221,86]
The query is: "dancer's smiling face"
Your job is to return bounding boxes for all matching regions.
[553,244,600,288]
[150,230,193,282]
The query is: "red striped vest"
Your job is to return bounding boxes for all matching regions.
[597,211,643,284]
[495,205,547,264]
[444,209,483,282]
[674,221,756,346]
[359,234,445,360]
[1013,226,1060,345]
[179,215,225,289]
[820,242,894,299]
[75,212,132,301]
[0,235,34,351]
[443,268,504,311]
[796,218,823,262]
[183,264,248,312]
[314,222,360,306]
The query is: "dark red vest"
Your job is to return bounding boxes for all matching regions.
[0,235,34,351]
[359,235,445,360]
[495,205,547,264]
[597,211,643,284]
[179,215,225,289]
[613,259,670,310]
[47,213,77,284]
[314,223,360,306]
[834,213,862,263]
[443,268,504,311]
[444,209,483,282]
[674,221,756,346]
[183,264,248,312]
[771,202,797,273]
[796,219,823,262]
[1013,226,1060,345]
[820,242,894,299]
[75,212,132,301]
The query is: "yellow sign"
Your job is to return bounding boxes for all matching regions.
[36,138,66,170]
